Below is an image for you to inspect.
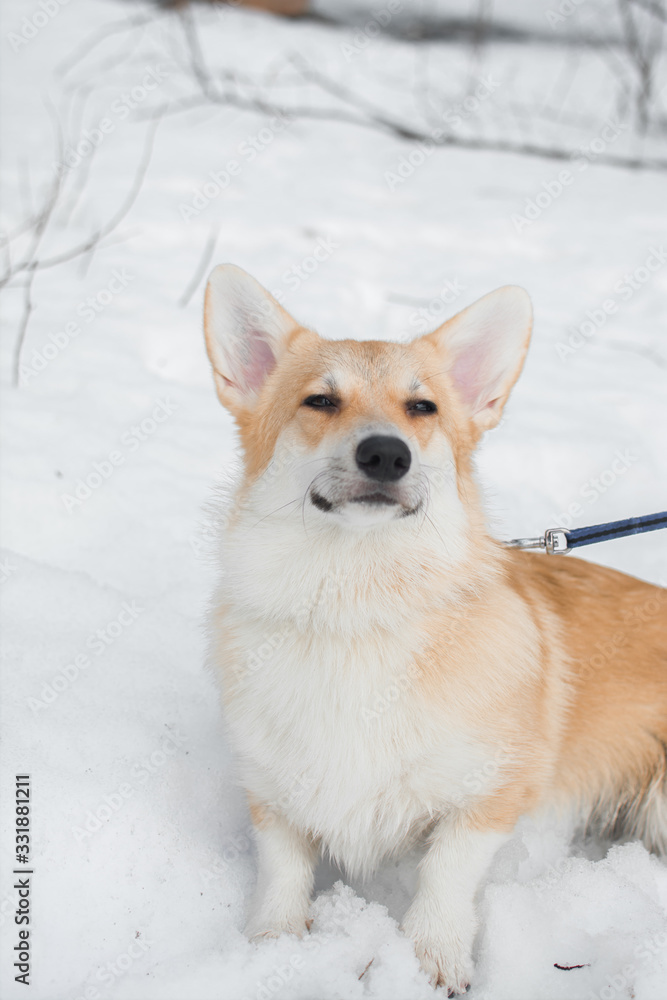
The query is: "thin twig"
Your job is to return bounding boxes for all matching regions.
[11,102,65,385]
[13,278,36,387]
[180,4,219,101]
[0,233,9,278]
[1,212,44,247]
[58,88,100,229]
[289,52,426,140]
[607,339,667,367]
[179,224,220,307]
[358,957,374,980]
[56,9,163,77]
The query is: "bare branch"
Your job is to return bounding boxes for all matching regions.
[145,17,667,172]
[6,114,160,383]
[3,117,160,287]
[38,117,160,271]
[137,81,667,172]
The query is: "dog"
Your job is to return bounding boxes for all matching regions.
[202,263,667,993]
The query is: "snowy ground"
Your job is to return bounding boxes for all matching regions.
[1,1,667,998]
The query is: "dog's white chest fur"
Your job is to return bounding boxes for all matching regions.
[219,614,493,876]
[201,263,546,990]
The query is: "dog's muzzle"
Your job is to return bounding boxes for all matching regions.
[308,433,422,518]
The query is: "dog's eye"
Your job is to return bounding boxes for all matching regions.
[303,395,337,409]
[408,400,438,414]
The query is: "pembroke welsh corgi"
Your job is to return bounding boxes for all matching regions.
[202,264,666,994]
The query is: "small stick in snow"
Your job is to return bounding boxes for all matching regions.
[358,957,374,980]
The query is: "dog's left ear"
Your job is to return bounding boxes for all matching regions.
[421,285,532,433]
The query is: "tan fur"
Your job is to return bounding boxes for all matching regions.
[248,795,269,828]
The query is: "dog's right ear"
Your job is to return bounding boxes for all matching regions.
[204,264,300,414]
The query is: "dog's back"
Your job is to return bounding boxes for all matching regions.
[510,552,667,851]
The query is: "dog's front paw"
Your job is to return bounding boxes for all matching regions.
[402,911,473,995]
[412,936,472,995]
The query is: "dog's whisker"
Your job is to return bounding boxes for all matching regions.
[418,366,453,382]
[424,509,448,551]
[412,472,431,539]
[249,497,302,529]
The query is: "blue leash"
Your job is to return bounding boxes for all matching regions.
[506,511,667,555]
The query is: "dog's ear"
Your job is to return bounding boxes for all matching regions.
[421,286,532,434]
[204,264,301,413]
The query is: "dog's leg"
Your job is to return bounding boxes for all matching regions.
[245,804,317,939]
[402,814,511,994]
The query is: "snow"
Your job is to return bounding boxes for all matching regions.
[1,0,666,997]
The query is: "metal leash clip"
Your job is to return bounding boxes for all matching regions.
[505,528,570,555]
[506,511,667,554]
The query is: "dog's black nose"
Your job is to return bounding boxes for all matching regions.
[356,435,411,482]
